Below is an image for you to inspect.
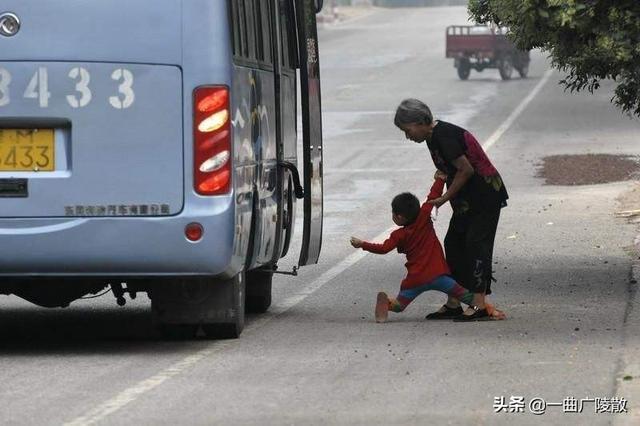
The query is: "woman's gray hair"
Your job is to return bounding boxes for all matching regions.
[394,99,433,127]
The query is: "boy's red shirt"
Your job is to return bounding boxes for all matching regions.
[361,178,450,289]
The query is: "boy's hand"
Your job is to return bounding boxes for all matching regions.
[350,237,363,248]
[434,170,447,180]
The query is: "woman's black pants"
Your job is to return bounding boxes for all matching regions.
[444,205,501,295]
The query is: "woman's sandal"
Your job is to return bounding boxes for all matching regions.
[453,306,491,322]
[425,304,463,320]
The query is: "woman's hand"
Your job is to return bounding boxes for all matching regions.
[427,196,447,208]
[350,237,363,248]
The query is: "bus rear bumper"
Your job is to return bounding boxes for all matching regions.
[0,213,238,277]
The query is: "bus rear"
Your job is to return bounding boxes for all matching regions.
[0,0,324,339]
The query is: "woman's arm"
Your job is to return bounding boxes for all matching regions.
[428,155,474,207]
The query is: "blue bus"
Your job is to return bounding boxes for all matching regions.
[0,0,324,338]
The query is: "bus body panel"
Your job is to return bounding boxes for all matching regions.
[0,0,320,293]
[0,1,244,279]
[231,66,280,270]
[0,208,234,275]
[0,62,184,217]
[0,0,182,65]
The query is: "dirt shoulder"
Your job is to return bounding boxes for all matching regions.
[538,154,640,186]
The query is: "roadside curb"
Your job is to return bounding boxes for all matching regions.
[614,239,640,424]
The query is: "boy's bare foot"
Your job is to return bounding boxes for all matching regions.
[375,292,389,323]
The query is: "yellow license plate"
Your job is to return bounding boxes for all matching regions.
[0,129,55,171]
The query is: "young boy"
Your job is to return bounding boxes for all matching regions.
[350,172,505,322]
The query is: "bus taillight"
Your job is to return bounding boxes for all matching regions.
[193,86,231,195]
[197,90,228,113]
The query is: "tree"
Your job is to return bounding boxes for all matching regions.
[469,0,640,116]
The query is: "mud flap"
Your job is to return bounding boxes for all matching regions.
[151,273,245,339]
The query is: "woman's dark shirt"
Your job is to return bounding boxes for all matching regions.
[426,120,508,214]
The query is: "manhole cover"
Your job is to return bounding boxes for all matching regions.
[538,154,640,185]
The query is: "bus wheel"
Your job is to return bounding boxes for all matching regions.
[246,268,273,314]
[158,324,199,340]
[152,273,245,340]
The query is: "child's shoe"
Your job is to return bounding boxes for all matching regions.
[375,292,389,323]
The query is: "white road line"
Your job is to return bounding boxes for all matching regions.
[482,69,554,151]
[63,344,231,426]
[64,69,553,426]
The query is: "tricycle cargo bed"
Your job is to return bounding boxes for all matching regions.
[445,25,513,59]
[444,25,530,81]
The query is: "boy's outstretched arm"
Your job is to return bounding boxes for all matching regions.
[350,233,399,254]
[422,173,447,215]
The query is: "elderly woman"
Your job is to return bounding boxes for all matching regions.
[394,99,508,321]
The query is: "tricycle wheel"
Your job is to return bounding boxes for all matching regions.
[498,57,513,80]
[457,58,471,80]
[517,62,529,78]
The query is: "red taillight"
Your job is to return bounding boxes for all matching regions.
[197,90,228,113]
[193,86,231,196]
[197,170,230,194]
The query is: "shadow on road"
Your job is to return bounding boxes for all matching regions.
[0,258,633,355]
[0,303,172,354]
[0,301,272,354]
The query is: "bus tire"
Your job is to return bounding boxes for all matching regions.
[158,324,199,340]
[246,268,273,313]
[152,273,245,340]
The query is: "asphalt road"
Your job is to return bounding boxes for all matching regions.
[1,6,640,426]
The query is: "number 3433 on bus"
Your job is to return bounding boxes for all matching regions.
[0,66,136,109]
